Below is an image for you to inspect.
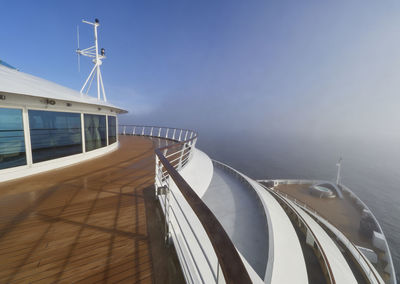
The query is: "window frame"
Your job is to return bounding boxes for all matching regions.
[0,104,118,174]
[0,105,28,171]
[83,113,108,152]
[107,115,117,145]
[28,109,83,163]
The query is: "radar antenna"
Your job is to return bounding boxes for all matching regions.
[76,18,107,102]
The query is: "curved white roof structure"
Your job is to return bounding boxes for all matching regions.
[0,62,125,182]
[0,65,126,113]
[248,178,308,283]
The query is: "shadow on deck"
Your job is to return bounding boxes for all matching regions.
[0,135,184,283]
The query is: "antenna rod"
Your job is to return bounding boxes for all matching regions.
[336,157,342,185]
[94,19,100,100]
[77,25,80,72]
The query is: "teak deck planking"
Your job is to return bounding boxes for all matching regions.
[0,135,181,283]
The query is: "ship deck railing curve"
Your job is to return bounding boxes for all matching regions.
[212,160,274,282]
[272,187,384,284]
[256,184,336,283]
[339,184,396,284]
[119,125,252,284]
[259,179,395,284]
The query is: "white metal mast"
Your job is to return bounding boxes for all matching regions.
[76,18,107,102]
[336,157,342,185]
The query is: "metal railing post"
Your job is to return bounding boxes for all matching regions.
[164,186,170,244]
[119,124,198,173]
[163,149,168,178]
[178,129,182,141]
[217,261,219,283]
[157,164,170,245]
[165,187,170,245]
[216,263,220,284]
[177,143,185,170]
[155,155,160,198]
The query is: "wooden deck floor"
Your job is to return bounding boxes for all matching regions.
[274,183,373,249]
[0,136,184,283]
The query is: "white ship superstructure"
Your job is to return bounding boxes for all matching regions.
[0,20,397,284]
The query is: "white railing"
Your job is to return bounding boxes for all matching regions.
[264,188,336,283]
[119,125,252,284]
[258,178,396,284]
[271,187,384,284]
[340,184,396,284]
[304,206,384,284]
[119,125,197,172]
[120,125,195,142]
[155,171,221,284]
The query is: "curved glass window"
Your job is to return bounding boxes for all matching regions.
[29,110,82,163]
[0,108,26,169]
[108,116,116,144]
[84,114,106,152]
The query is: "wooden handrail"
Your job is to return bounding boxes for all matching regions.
[120,125,251,282]
[122,127,393,284]
[155,149,252,284]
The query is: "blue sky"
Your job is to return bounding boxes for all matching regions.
[2,0,400,144]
